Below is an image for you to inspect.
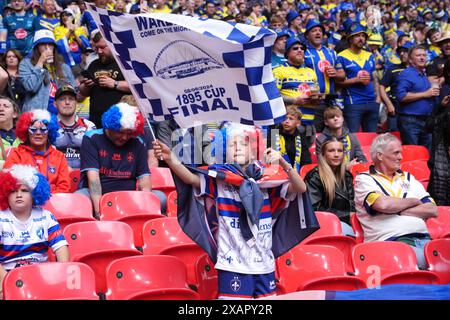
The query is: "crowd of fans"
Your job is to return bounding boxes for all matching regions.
[0,0,449,299]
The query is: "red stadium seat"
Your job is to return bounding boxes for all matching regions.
[150,167,176,197]
[401,145,430,162]
[166,190,178,217]
[64,221,142,295]
[350,213,364,244]
[193,254,218,300]
[2,262,98,300]
[437,206,450,223]
[391,131,401,142]
[309,145,317,164]
[352,241,440,287]
[69,169,81,193]
[426,206,450,239]
[424,238,450,284]
[349,162,372,179]
[353,132,378,146]
[43,193,96,231]
[276,245,366,293]
[99,191,164,248]
[142,217,195,255]
[302,211,357,273]
[142,217,206,286]
[105,255,200,300]
[299,163,317,179]
[400,160,430,182]
[427,219,450,240]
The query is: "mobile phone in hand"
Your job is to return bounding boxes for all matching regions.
[81,70,98,85]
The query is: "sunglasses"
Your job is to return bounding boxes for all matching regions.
[291,45,306,51]
[28,126,49,135]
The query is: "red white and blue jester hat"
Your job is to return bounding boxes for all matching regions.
[101,103,145,136]
[0,165,51,210]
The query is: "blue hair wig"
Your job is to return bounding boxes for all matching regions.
[102,105,122,131]
[46,114,60,145]
[31,172,51,206]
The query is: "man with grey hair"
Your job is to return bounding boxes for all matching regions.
[354,133,437,269]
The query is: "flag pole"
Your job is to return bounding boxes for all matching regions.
[134,100,164,160]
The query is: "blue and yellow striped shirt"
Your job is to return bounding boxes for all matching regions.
[304,44,342,95]
[273,64,318,125]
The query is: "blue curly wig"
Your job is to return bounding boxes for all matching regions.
[45,114,60,145]
[102,105,123,131]
[31,172,51,207]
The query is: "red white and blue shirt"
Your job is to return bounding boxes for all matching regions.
[0,208,68,270]
[194,165,294,274]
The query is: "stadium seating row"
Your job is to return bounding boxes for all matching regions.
[3,235,449,300]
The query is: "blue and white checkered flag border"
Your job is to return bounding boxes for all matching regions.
[87,4,286,128]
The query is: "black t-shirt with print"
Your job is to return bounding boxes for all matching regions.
[80,129,150,194]
[87,58,127,128]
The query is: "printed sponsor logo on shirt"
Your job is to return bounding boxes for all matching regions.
[1,231,14,238]
[69,41,79,52]
[223,184,238,194]
[65,148,80,159]
[33,216,46,222]
[258,222,272,231]
[318,60,331,73]
[14,28,28,39]
[230,218,240,229]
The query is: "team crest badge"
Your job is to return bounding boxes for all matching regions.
[36,227,44,240]
[230,276,241,292]
[49,166,56,174]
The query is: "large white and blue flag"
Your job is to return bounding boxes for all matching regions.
[87,5,286,128]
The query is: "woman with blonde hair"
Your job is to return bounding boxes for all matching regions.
[305,137,355,236]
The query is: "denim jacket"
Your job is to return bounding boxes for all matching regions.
[18,57,76,112]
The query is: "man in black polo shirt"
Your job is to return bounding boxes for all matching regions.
[78,32,131,128]
[78,103,150,218]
